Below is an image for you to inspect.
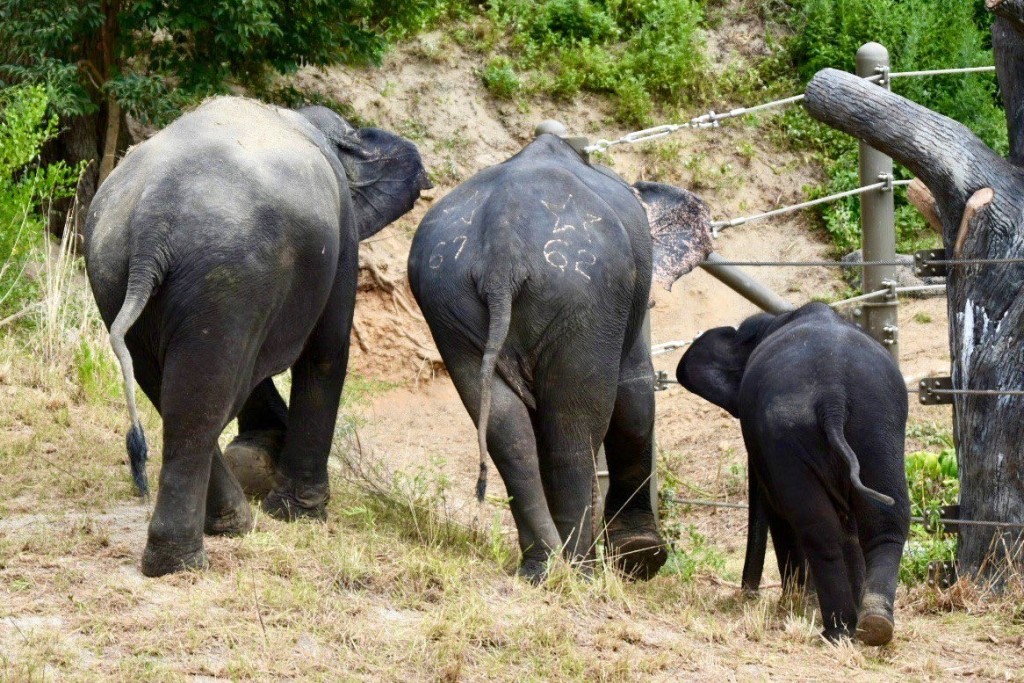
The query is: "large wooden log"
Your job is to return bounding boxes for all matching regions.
[805,69,1024,578]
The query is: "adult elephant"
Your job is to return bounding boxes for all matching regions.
[676,303,910,645]
[408,134,713,582]
[85,97,430,577]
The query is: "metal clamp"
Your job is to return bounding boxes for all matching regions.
[919,376,954,405]
[914,248,946,277]
[654,370,675,392]
[879,173,894,192]
[882,324,899,347]
[875,64,891,88]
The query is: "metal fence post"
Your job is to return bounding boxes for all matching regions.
[856,43,900,363]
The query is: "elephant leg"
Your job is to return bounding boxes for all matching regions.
[850,435,910,646]
[264,253,356,522]
[204,446,254,536]
[142,346,247,577]
[441,340,562,583]
[853,501,909,646]
[602,340,668,580]
[128,334,253,538]
[773,471,858,640]
[741,467,769,594]
[224,378,289,498]
[535,362,619,571]
[766,508,809,594]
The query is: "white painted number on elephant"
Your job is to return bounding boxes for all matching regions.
[544,239,569,272]
[541,195,600,280]
[429,241,447,269]
[429,235,469,270]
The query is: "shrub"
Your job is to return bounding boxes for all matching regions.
[0,85,78,319]
[481,56,521,99]
[900,445,960,584]
[484,0,706,123]
[783,0,1005,255]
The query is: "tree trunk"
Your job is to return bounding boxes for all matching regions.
[804,68,1024,578]
[993,17,1024,165]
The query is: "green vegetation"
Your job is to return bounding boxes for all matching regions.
[779,0,1005,255]
[901,427,960,584]
[475,0,707,125]
[0,86,78,319]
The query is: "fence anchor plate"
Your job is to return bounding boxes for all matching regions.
[914,248,946,277]
[919,376,954,405]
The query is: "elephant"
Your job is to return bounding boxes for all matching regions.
[408,133,714,582]
[676,302,910,645]
[84,96,430,577]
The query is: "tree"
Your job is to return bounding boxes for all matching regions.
[803,3,1024,579]
[0,0,448,238]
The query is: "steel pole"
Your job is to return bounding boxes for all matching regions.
[856,43,900,363]
[699,253,796,314]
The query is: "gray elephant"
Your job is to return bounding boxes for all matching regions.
[676,303,910,644]
[85,96,429,576]
[408,134,713,582]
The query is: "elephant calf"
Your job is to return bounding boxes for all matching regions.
[677,302,910,645]
[86,97,429,576]
[409,133,714,582]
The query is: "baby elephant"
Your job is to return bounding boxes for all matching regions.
[677,302,909,645]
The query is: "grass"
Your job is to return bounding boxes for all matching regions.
[2,275,1024,679]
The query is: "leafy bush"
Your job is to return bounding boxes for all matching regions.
[482,56,521,99]
[901,444,960,584]
[781,0,1006,255]
[484,0,706,124]
[0,86,78,319]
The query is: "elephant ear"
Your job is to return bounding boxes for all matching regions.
[676,326,747,417]
[299,106,432,239]
[633,181,713,291]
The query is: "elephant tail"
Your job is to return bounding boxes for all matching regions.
[475,291,513,503]
[823,419,895,507]
[109,270,158,500]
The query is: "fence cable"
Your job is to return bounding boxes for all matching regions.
[585,64,999,154]
[703,257,1024,268]
[888,66,997,79]
[672,496,1024,529]
[711,179,912,233]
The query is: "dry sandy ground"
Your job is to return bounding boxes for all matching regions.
[3,24,1023,683]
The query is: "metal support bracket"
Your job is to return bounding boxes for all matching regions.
[919,376,954,405]
[654,370,674,392]
[875,64,891,88]
[914,248,946,277]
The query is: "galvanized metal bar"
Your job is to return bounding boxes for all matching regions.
[856,42,900,363]
[699,252,797,314]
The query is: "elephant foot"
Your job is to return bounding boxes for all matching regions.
[517,557,549,585]
[857,594,895,646]
[141,539,209,578]
[606,513,668,581]
[262,477,330,522]
[223,430,284,498]
[821,626,854,643]
[204,500,254,537]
